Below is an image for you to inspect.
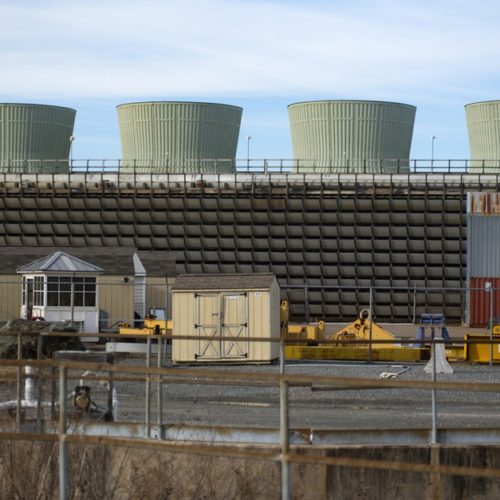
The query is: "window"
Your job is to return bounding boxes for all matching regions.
[33,277,44,306]
[73,277,96,307]
[47,276,96,307]
[22,277,44,306]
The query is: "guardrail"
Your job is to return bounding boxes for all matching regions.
[2,334,500,499]
[0,158,500,174]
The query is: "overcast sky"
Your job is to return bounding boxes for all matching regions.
[1,0,499,160]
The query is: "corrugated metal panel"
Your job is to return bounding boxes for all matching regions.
[98,276,134,326]
[467,216,500,277]
[117,101,242,173]
[465,101,500,172]
[288,100,416,173]
[467,192,500,214]
[0,275,22,320]
[0,104,75,173]
[469,277,500,327]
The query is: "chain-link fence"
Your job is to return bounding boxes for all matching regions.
[1,279,498,328]
[0,278,499,361]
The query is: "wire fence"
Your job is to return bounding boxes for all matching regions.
[1,279,498,327]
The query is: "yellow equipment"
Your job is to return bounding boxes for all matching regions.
[287,321,325,342]
[328,309,395,348]
[119,315,172,337]
[280,300,325,343]
[464,333,500,363]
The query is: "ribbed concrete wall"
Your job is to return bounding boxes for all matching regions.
[465,101,500,172]
[0,104,76,173]
[0,172,478,324]
[288,100,416,173]
[117,101,242,173]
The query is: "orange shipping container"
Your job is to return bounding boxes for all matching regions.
[469,277,500,327]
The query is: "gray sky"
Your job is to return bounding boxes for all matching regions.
[1,0,499,160]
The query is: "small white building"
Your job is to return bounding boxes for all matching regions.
[6,247,178,332]
[172,273,280,363]
[17,252,104,332]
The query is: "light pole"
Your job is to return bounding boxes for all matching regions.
[246,135,252,168]
[431,135,436,167]
[69,136,75,169]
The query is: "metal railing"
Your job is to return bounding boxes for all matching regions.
[1,158,500,174]
[3,333,500,499]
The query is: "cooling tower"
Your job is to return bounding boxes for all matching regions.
[0,103,76,173]
[288,100,416,173]
[117,101,243,173]
[465,101,500,172]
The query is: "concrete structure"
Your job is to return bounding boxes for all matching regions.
[117,101,242,173]
[0,171,496,324]
[465,100,500,172]
[288,100,416,172]
[0,103,76,173]
[172,273,280,362]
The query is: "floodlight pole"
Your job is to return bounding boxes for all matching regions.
[246,136,252,168]
[431,135,436,168]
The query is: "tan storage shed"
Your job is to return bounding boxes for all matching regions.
[172,274,280,363]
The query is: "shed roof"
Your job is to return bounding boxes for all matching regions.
[0,247,177,276]
[172,273,276,291]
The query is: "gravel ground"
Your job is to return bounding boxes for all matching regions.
[2,358,500,430]
[108,358,500,430]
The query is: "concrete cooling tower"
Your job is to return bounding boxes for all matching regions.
[0,103,76,173]
[465,101,500,172]
[117,101,243,173]
[288,100,416,173]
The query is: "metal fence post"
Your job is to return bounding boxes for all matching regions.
[412,284,417,324]
[16,332,22,432]
[145,336,151,438]
[490,287,494,367]
[304,282,309,324]
[36,334,44,432]
[157,335,163,428]
[280,336,286,375]
[431,339,438,445]
[280,337,290,500]
[59,365,68,500]
[368,288,373,363]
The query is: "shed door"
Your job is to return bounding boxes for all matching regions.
[195,294,220,359]
[221,293,248,358]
